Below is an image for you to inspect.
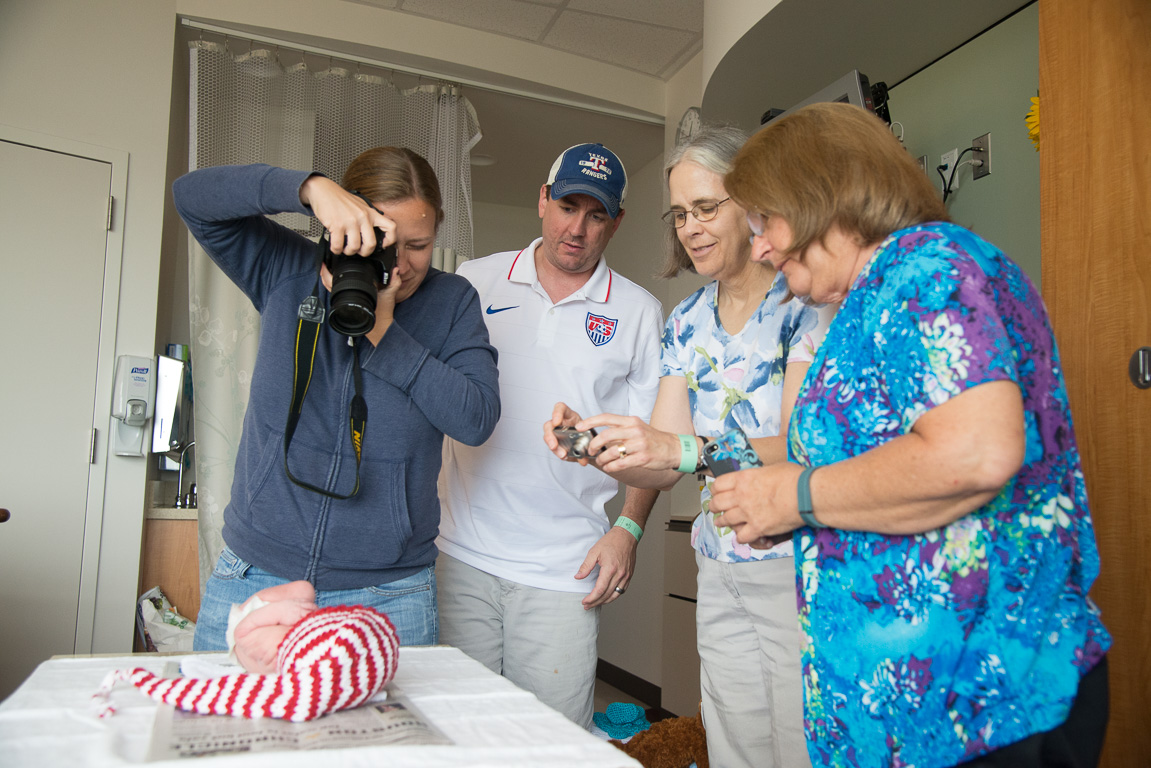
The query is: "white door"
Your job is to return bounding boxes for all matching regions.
[0,140,111,700]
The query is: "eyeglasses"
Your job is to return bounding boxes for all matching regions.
[662,198,730,228]
[746,210,769,237]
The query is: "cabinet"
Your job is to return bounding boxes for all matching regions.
[660,518,701,717]
[136,509,201,648]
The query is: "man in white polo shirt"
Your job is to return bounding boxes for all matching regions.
[437,143,663,729]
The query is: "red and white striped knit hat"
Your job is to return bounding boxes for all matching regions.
[94,605,400,722]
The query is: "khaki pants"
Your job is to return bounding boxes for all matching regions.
[696,552,810,768]
[437,552,600,730]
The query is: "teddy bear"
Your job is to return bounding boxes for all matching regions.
[611,704,708,768]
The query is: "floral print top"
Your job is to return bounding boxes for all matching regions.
[789,222,1111,768]
[662,272,831,562]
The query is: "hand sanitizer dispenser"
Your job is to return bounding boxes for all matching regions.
[111,355,156,456]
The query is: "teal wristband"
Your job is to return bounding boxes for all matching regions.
[677,434,699,473]
[613,516,643,542]
[694,436,711,473]
[797,466,825,528]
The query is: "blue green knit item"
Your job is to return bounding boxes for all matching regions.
[593,701,651,740]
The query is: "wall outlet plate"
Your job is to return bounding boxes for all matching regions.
[972,132,991,179]
[940,148,959,193]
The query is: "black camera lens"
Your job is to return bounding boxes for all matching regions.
[321,225,396,337]
[328,259,380,337]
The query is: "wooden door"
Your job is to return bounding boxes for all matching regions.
[1039,0,1151,764]
[0,140,111,700]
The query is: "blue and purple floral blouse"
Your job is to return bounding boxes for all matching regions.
[788,222,1110,768]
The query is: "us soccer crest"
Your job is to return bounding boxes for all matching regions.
[586,312,618,346]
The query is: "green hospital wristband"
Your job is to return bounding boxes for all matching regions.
[613,516,643,542]
[677,434,699,473]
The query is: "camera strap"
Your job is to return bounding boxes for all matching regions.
[282,237,368,500]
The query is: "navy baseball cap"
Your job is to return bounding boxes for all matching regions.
[545,143,628,219]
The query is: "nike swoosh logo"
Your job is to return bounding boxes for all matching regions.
[485,305,519,314]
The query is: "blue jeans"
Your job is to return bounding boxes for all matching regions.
[193,546,438,651]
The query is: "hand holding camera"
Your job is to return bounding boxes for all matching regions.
[300,176,399,337]
[544,403,592,463]
[546,405,687,473]
[553,426,599,459]
[703,428,764,476]
[300,175,396,256]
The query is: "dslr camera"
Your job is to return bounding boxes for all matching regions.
[324,226,397,337]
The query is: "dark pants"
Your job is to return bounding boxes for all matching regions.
[959,657,1109,768]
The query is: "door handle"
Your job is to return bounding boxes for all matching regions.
[0,508,10,523]
[1131,347,1151,389]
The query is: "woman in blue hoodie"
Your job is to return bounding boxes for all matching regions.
[173,147,500,648]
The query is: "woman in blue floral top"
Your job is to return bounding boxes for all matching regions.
[547,125,833,768]
[710,102,1111,768]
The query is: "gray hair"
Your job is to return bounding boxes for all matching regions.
[659,124,750,278]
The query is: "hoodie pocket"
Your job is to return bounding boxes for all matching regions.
[243,429,414,569]
[319,455,413,568]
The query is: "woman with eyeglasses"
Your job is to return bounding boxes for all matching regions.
[545,124,833,767]
[707,103,1111,768]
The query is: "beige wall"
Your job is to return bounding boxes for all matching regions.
[471,201,544,261]
[702,0,783,84]
[0,0,178,652]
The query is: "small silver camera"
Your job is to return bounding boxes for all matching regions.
[553,426,598,459]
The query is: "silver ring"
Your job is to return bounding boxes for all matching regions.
[617,444,627,458]
[614,586,625,594]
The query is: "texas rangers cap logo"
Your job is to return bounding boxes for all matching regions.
[579,154,612,178]
[586,312,618,346]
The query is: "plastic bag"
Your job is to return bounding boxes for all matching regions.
[136,586,196,652]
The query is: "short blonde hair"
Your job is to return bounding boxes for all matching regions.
[725,102,948,255]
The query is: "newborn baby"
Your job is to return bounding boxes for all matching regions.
[95,582,400,721]
[227,580,319,673]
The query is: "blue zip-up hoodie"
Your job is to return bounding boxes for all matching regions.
[173,164,499,589]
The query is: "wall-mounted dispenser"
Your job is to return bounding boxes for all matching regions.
[111,355,156,456]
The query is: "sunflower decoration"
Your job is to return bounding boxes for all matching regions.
[1025,95,1040,152]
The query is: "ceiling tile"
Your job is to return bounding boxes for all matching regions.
[568,0,703,34]
[397,0,557,41]
[544,10,696,76]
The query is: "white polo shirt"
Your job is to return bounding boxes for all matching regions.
[437,238,663,592]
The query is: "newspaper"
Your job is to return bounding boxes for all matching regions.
[146,673,450,759]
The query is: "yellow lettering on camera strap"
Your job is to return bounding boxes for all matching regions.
[282,239,368,500]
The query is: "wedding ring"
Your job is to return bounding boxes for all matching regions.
[617,444,627,458]
[614,586,625,594]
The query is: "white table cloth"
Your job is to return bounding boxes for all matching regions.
[0,646,640,767]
